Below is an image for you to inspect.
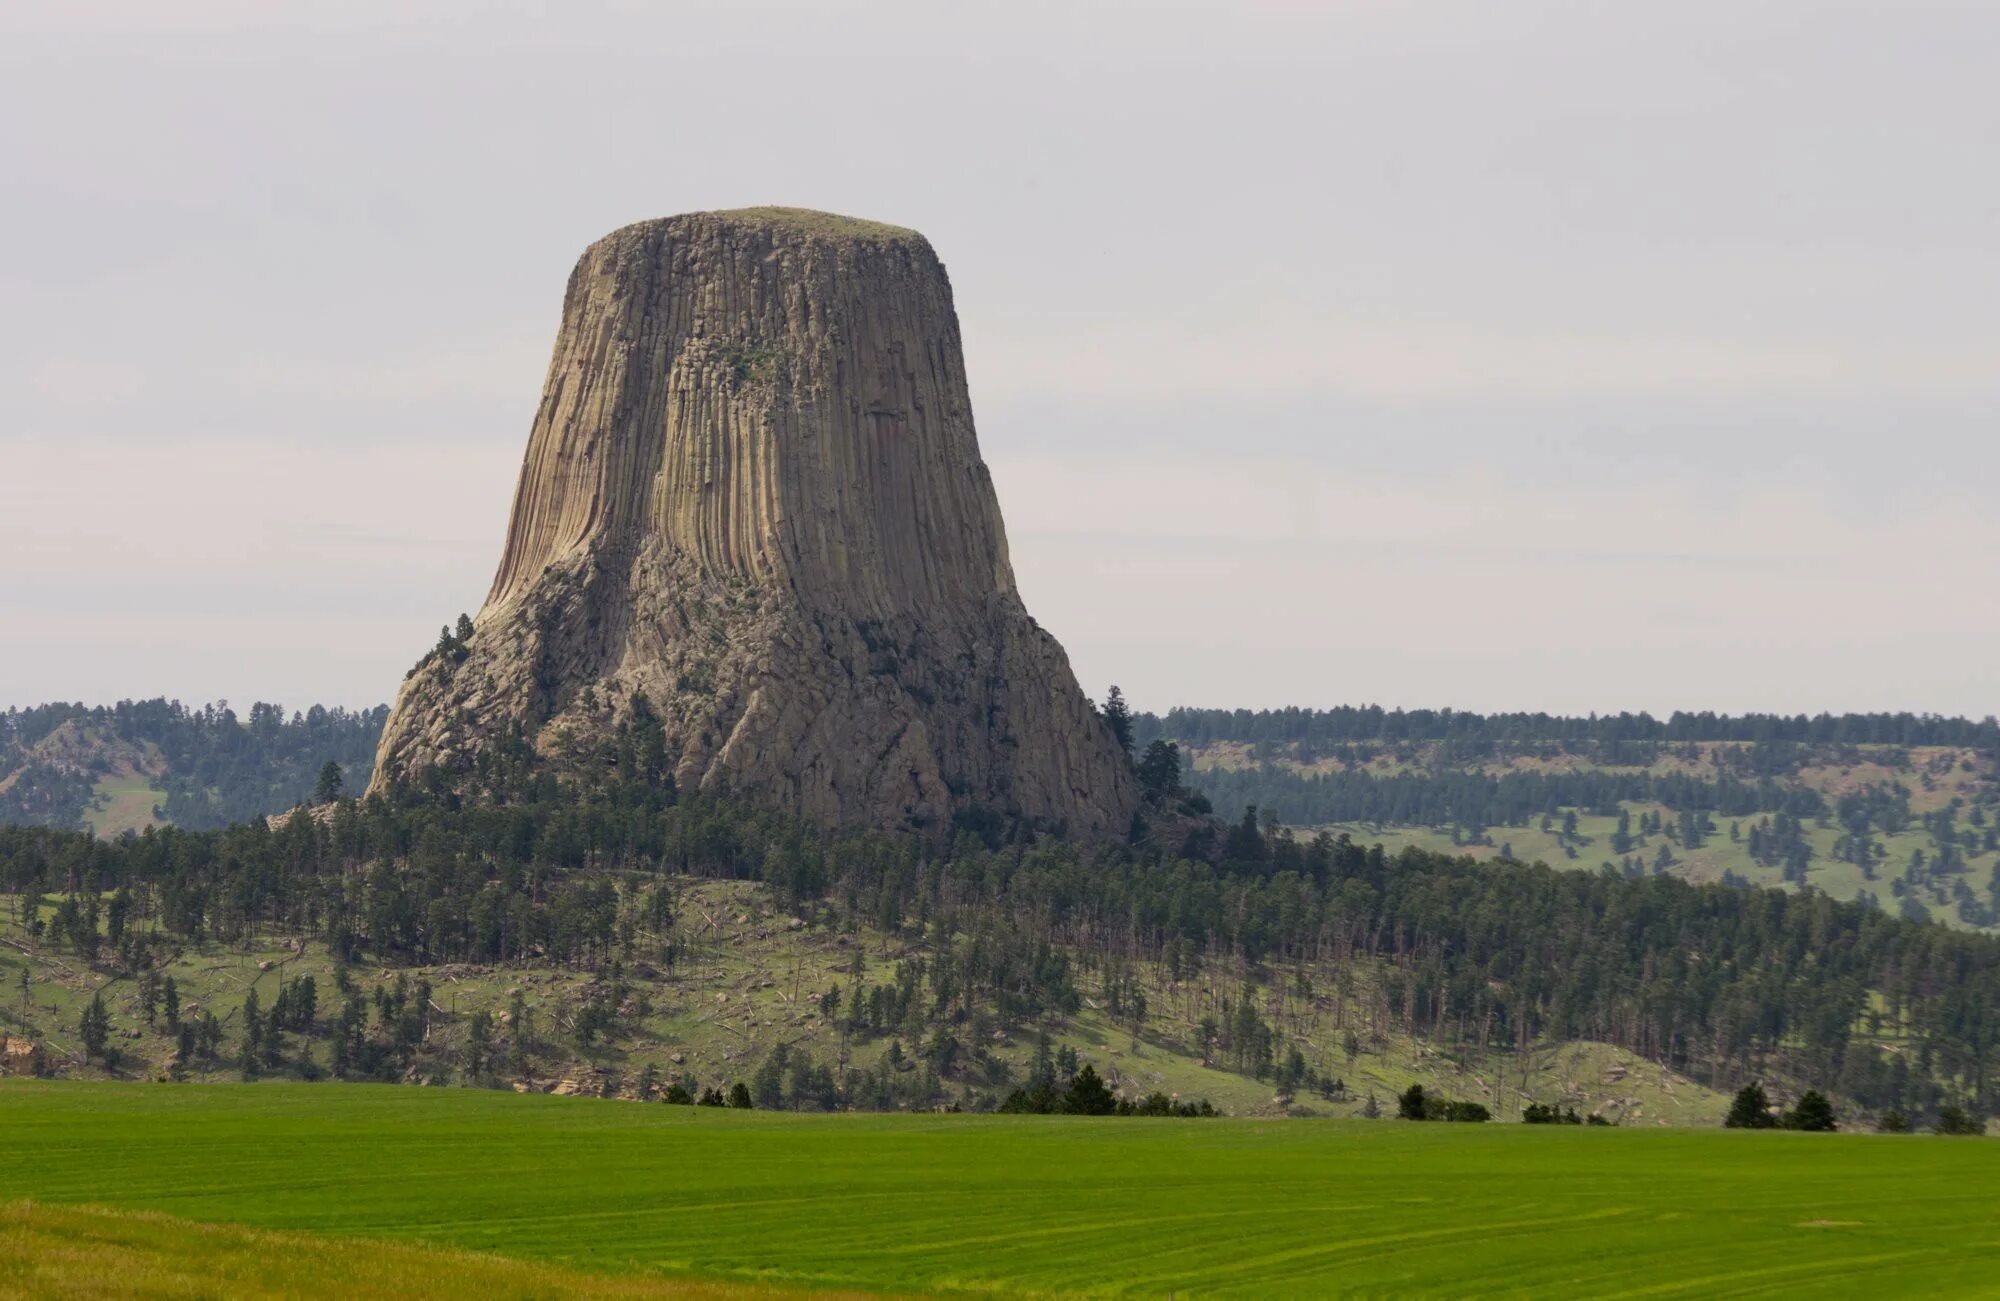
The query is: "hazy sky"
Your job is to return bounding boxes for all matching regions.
[5,1,1996,719]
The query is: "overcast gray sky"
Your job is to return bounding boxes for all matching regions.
[4,1,1996,719]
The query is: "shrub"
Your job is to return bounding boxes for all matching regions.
[1724,1083,1776,1129]
[1060,1065,1117,1116]
[1399,1084,1486,1122]
[1783,1090,1838,1132]
[1934,1105,1983,1136]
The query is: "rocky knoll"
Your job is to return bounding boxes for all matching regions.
[372,208,1137,838]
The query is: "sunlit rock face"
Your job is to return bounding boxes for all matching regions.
[372,208,1136,838]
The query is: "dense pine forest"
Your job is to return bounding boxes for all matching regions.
[1135,706,2000,750]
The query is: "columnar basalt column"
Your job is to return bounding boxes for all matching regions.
[372,208,1137,838]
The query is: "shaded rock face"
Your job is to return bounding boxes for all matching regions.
[372,208,1137,838]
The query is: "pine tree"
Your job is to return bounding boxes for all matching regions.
[239,988,263,1081]
[1725,1082,1775,1129]
[1062,1064,1117,1115]
[1784,1090,1837,1132]
[464,1009,492,1082]
[1137,740,1182,799]
[1031,1031,1056,1086]
[1102,686,1134,760]
[80,992,110,1062]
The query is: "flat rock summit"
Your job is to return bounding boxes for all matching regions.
[372,207,1137,837]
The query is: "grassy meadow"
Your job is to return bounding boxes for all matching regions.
[79,772,166,839]
[2,1081,1996,1297]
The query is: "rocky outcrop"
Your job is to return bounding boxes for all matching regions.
[372,208,1137,838]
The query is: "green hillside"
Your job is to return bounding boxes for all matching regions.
[3,1083,1996,1297]
[0,876,1726,1126]
[0,700,384,835]
[6,707,1999,1130]
[1141,710,2000,932]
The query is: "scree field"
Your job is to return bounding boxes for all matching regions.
[2,1083,1995,1298]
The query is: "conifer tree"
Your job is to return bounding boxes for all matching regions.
[1101,686,1134,760]
[80,992,110,1062]
[1725,1082,1775,1129]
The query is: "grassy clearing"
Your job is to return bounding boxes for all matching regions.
[0,1082,1993,1297]
[80,773,165,839]
[0,1201,839,1300]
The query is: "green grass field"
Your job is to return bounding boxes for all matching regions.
[2,1082,1995,1297]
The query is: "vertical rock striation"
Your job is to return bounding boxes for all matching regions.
[372,208,1137,838]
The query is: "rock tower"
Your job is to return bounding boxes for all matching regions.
[371,208,1137,838]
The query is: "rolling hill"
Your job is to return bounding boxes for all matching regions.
[1140,709,2000,932]
[0,700,384,835]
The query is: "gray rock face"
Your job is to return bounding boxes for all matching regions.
[372,208,1137,838]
